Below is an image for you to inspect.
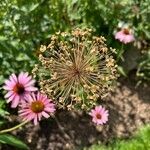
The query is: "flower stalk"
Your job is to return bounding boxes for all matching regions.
[0,120,28,134]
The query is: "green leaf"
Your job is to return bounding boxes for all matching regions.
[0,134,29,150]
[0,108,9,117]
[117,66,127,77]
[0,121,5,127]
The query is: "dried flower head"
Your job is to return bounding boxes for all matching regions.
[33,28,118,110]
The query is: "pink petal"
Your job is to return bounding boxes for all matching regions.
[11,74,18,82]
[24,80,35,87]
[4,80,16,88]
[3,85,13,90]
[11,95,20,108]
[44,107,55,113]
[18,108,30,113]
[18,72,26,84]
[25,87,38,92]
[97,120,103,125]
[33,115,38,125]
[6,94,16,103]
[31,92,36,101]
[18,72,32,85]
[27,113,36,121]
[9,74,17,84]
[19,110,31,116]
[4,91,14,98]
[42,111,50,118]
[25,94,34,103]
[37,92,40,100]
[38,113,42,121]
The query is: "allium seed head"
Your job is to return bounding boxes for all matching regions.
[33,28,118,110]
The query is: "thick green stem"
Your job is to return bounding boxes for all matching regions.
[0,121,28,134]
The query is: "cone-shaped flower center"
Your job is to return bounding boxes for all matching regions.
[123,28,130,35]
[13,83,25,95]
[96,113,102,119]
[31,101,45,113]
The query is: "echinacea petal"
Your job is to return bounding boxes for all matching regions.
[27,113,36,121]
[38,113,42,121]
[44,107,55,113]
[33,115,38,125]
[115,29,134,44]
[3,85,13,90]
[11,95,20,108]
[24,80,35,87]
[18,92,55,125]
[9,75,17,84]
[4,91,14,98]
[42,112,50,118]
[89,105,109,125]
[3,72,37,108]
[11,74,18,82]
[25,87,38,92]
[5,80,16,88]
[25,94,34,103]
[18,72,27,84]
[6,94,16,103]
[19,110,31,116]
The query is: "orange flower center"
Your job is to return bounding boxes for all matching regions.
[13,83,25,95]
[31,101,45,113]
[123,28,130,35]
[96,113,101,119]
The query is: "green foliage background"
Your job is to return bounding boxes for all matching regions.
[0,0,150,85]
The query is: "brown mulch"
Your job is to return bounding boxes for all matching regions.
[1,76,150,150]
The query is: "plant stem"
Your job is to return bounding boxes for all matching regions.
[52,115,75,148]
[0,121,28,134]
[53,116,70,140]
[117,44,124,62]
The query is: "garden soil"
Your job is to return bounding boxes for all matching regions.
[2,74,150,150]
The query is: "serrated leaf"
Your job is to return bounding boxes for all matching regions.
[0,134,29,150]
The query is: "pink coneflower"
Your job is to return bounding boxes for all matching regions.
[3,72,38,108]
[18,92,55,125]
[89,105,109,125]
[115,28,135,44]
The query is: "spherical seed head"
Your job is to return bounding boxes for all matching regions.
[33,28,118,110]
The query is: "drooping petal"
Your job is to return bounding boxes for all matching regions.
[6,94,16,103]
[42,112,50,118]
[33,115,38,125]
[11,95,20,108]
[3,85,13,90]
[4,91,14,98]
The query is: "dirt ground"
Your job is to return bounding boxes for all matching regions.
[1,74,150,150]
